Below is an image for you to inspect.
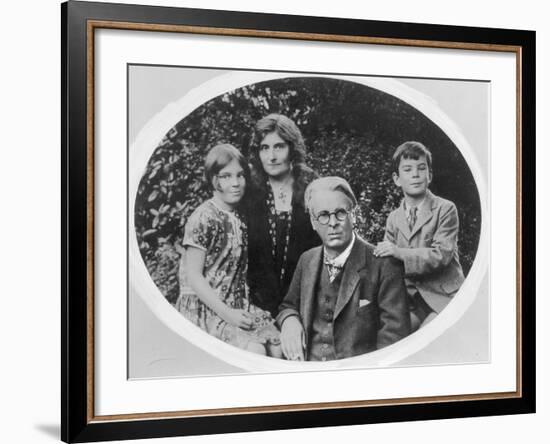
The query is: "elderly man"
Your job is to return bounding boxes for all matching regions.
[276,177,411,361]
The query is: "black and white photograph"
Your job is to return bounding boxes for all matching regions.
[1,0,544,442]
[129,67,488,377]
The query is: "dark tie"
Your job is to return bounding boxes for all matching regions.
[408,206,417,231]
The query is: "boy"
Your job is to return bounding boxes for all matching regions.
[374,141,465,331]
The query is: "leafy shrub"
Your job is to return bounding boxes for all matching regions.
[134,77,482,304]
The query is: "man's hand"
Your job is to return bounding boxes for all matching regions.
[280,316,306,361]
[374,241,401,260]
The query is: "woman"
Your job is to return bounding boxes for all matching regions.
[175,144,281,357]
[246,114,321,318]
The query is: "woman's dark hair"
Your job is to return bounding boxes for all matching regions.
[250,114,316,202]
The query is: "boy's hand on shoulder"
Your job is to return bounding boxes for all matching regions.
[374,241,402,260]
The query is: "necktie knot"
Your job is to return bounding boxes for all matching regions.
[324,257,344,283]
[408,206,417,231]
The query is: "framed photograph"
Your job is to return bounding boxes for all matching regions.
[62,1,535,442]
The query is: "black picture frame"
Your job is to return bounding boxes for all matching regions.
[61,1,536,442]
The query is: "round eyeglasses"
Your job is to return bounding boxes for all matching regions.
[314,208,351,225]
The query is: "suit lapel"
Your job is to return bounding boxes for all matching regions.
[334,238,367,320]
[301,247,323,336]
[410,191,435,239]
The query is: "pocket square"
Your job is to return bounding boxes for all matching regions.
[359,299,371,308]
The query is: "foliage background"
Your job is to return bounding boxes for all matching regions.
[134,77,482,304]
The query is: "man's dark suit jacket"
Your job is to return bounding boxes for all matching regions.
[276,236,411,360]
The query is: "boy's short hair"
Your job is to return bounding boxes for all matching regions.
[204,143,249,190]
[304,176,357,214]
[392,141,433,174]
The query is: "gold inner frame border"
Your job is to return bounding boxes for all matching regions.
[85,19,523,423]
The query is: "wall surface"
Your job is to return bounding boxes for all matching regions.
[0,0,546,443]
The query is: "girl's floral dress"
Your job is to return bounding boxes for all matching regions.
[176,199,280,350]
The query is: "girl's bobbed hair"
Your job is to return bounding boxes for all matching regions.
[204,143,249,191]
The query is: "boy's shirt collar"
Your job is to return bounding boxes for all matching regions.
[403,196,427,217]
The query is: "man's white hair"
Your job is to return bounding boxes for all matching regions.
[304,176,358,214]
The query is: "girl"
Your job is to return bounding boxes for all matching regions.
[176,144,281,357]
